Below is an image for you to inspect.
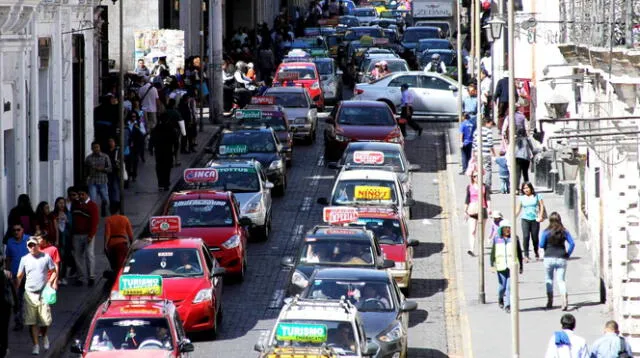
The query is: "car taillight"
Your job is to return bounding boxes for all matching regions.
[311,82,320,90]
[354,88,364,95]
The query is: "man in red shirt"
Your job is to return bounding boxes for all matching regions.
[38,236,60,290]
[71,185,99,286]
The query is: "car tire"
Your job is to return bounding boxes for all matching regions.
[286,157,292,168]
[235,255,247,283]
[258,213,271,241]
[274,176,286,197]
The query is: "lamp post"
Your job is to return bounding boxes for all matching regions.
[117,0,125,213]
[484,17,505,124]
[474,0,486,305]
[456,0,463,124]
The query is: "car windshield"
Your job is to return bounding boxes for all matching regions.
[417,41,451,52]
[350,218,403,244]
[337,106,395,126]
[343,150,405,172]
[199,167,261,193]
[267,92,309,108]
[167,199,234,228]
[307,280,394,311]
[124,248,204,278]
[403,29,440,42]
[277,67,317,80]
[354,9,376,17]
[219,131,278,153]
[300,240,375,266]
[89,318,173,352]
[366,61,408,73]
[272,320,357,356]
[345,29,384,41]
[241,113,288,131]
[331,179,397,205]
[313,61,334,75]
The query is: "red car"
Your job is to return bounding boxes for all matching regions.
[108,233,226,334]
[163,190,251,280]
[324,100,404,161]
[70,297,195,357]
[273,62,325,111]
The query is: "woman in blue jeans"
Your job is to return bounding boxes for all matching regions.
[539,212,575,311]
[515,182,544,261]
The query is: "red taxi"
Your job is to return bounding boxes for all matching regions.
[163,182,251,280]
[324,206,419,295]
[72,275,195,357]
[273,62,325,111]
[109,217,226,334]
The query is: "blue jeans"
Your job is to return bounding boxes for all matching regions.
[497,269,511,307]
[108,174,120,205]
[500,176,510,193]
[461,143,473,172]
[88,183,109,208]
[544,257,567,294]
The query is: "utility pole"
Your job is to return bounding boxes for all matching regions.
[118,0,125,213]
[507,0,520,354]
[456,0,463,124]
[199,0,205,132]
[475,0,486,305]
[210,0,223,124]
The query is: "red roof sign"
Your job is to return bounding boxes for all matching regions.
[323,206,359,225]
[149,216,181,234]
[353,151,385,165]
[184,168,218,184]
[250,96,276,105]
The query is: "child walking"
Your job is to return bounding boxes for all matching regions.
[490,220,523,313]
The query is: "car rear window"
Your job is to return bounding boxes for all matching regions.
[124,248,204,277]
[337,106,395,126]
[266,92,309,108]
[354,9,376,17]
[300,240,374,266]
[167,199,234,227]
[277,67,317,80]
[403,29,440,42]
[90,318,173,351]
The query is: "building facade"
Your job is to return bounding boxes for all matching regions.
[0,0,97,234]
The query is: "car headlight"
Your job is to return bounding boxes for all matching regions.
[311,81,320,90]
[110,290,125,300]
[244,200,261,214]
[295,117,307,124]
[394,261,407,270]
[335,134,348,142]
[193,288,212,303]
[377,321,403,342]
[269,160,283,170]
[221,234,240,249]
[291,270,309,288]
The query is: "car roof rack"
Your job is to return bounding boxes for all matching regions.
[343,163,396,172]
[287,295,356,314]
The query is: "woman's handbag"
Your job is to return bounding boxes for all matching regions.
[536,194,548,222]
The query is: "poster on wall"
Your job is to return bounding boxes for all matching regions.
[134,29,185,75]
[634,25,640,49]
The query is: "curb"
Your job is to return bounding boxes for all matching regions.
[46,124,221,358]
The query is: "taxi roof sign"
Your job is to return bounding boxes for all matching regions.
[275,323,328,343]
[354,186,392,200]
[250,96,276,105]
[278,71,300,81]
[353,151,385,165]
[235,109,262,120]
[149,216,181,234]
[184,168,218,184]
[119,275,163,297]
[323,206,359,225]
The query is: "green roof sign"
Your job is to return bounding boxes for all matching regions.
[235,109,262,120]
[275,323,328,343]
[219,144,248,155]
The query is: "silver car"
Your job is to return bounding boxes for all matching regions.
[204,159,274,240]
[353,71,468,118]
[313,57,343,105]
[352,7,379,26]
[264,87,318,144]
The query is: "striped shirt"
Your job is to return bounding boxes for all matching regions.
[472,126,494,157]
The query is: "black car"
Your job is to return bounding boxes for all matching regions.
[301,268,418,358]
[241,105,295,167]
[281,225,394,296]
[212,128,287,196]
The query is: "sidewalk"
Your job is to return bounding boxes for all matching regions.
[445,127,611,358]
[6,114,220,358]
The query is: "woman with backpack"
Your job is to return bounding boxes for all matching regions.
[539,212,575,311]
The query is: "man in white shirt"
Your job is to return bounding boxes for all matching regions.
[137,77,160,155]
[545,314,589,358]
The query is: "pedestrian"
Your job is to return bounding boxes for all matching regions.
[105,138,121,206]
[37,236,60,290]
[399,83,422,137]
[516,182,546,262]
[463,83,479,121]
[164,98,184,167]
[544,313,589,358]
[494,70,519,131]
[488,210,503,246]
[104,202,134,273]
[480,69,492,120]
[151,113,176,191]
[125,111,146,183]
[513,128,536,188]
[459,113,476,174]
[71,185,99,286]
[0,256,18,358]
[5,223,29,331]
[501,104,527,145]
[34,202,58,246]
[52,197,73,286]
[463,170,491,257]
[134,58,150,78]
[495,151,510,194]
[472,117,496,189]
[5,194,36,240]
[539,212,575,311]
[489,220,523,313]
[85,141,112,217]
[15,236,57,355]
[137,76,160,154]
[178,91,197,153]
[589,320,633,357]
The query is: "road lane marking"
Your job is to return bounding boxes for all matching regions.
[316,155,324,167]
[300,197,312,211]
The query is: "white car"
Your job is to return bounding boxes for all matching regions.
[319,168,415,219]
[353,71,467,118]
[352,7,379,26]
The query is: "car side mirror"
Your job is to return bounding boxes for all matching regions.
[380,259,395,269]
[317,197,329,205]
[204,147,215,154]
[407,239,419,247]
[408,164,421,172]
[405,198,416,207]
[401,300,418,312]
[239,217,253,226]
[211,267,226,277]
[265,182,275,189]
[70,339,83,354]
[449,85,458,91]
[281,256,295,268]
[254,342,266,352]
[179,340,195,353]
[363,342,379,356]
[327,161,342,169]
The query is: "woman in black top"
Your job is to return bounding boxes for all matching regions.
[539,212,576,311]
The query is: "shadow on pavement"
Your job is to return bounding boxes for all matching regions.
[406,347,449,357]
[408,309,429,328]
[413,242,444,258]
[409,278,447,299]
[411,201,443,220]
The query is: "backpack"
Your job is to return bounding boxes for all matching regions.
[618,336,630,358]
